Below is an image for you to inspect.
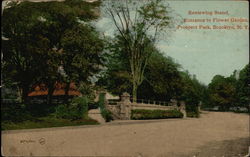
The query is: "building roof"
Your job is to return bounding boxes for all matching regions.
[28,82,81,96]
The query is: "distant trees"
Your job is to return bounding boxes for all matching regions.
[2,0,104,103]
[236,64,250,110]
[104,0,176,100]
[207,64,249,111]
[208,75,236,110]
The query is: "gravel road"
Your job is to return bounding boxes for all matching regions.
[2,112,249,157]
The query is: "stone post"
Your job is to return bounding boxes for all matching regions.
[198,101,202,113]
[170,99,178,108]
[120,92,131,120]
[179,101,186,118]
[121,92,130,102]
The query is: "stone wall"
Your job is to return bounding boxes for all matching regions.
[106,92,187,120]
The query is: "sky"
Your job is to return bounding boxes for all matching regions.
[95,0,249,85]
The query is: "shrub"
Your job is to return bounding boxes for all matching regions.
[98,93,113,122]
[187,111,200,118]
[1,103,32,122]
[101,109,113,122]
[131,109,183,120]
[55,96,88,120]
[26,102,56,117]
[186,103,200,118]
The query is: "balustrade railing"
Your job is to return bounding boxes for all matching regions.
[107,98,171,106]
[130,98,170,106]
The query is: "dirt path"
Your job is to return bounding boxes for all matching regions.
[2,112,249,157]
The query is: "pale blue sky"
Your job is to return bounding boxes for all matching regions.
[96,1,249,85]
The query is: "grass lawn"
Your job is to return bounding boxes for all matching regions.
[2,116,99,131]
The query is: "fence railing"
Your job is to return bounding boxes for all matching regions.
[107,98,171,106]
[130,98,170,106]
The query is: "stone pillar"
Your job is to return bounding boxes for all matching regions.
[121,92,131,102]
[120,92,131,120]
[170,99,178,108]
[198,101,202,113]
[179,101,186,118]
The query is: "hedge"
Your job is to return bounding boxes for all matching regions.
[55,96,88,120]
[131,109,183,120]
[98,93,113,122]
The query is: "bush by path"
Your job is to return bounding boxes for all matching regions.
[98,93,113,122]
[131,109,183,120]
[2,116,99,130]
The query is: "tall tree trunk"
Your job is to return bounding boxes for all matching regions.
[47,81,55,105]
[132,81,137,102]
[64,82,70,104]
[21,85,29,104]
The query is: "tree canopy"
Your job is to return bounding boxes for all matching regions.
[207,64,249,111]
[2,0,104,103]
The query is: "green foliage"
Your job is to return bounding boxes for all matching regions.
[204,64,249,112]
[101,110,113,122]
[208,75,237,111]
[99,48,183,101]
[105,0,177,100]
[61,24,105,86]
[97,38,133,95]
[138,52,183,101]
[131,109,183,120]
[26,102,56,117]
[1,103,32,123]
[2,0,104,104]
[55,96,88,120]
[235,64,250,110]
[78,82,96,106]
[179,72,206,117]
[187,111,200,118]
[99,42,205,118]
[98,93,113,122]
[1,96,100,130]
[2,116,99,131]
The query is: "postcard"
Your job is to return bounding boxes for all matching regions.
[1,0,249,156]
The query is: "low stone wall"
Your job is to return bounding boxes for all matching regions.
[106,92,187,120]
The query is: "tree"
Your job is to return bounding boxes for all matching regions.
[208,75,237,111]
[98,44,184,102]
[97,37,132,95]
[105,0,176,100]
[61,24,104,100]
[2,0,104,103]
[235,64,250,110]
[180,72,207,116]
[138,51,183,101]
